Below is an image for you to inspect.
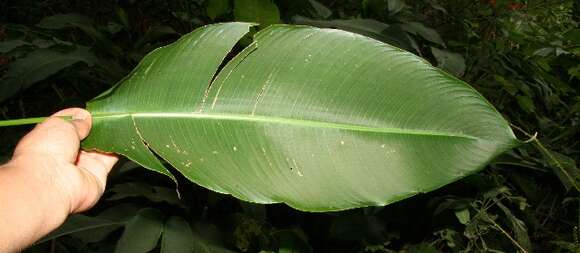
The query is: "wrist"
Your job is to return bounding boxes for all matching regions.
[7,155,73,218]
[0,157,71,249]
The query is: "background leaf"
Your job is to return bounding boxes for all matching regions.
[400,22,445,46]
[40,215,125,244]
[192,222,238,253]
[541,150,580,191]
[234,0,280,27]
[115,208,165,253]
[0,39,31,53]
[107,182,182,207]
[160,216,194,253]
[431,47,466,77]
[36,13,94,30]
[207,0,231,20]
[307,0,331,19]
[0,47,96,102]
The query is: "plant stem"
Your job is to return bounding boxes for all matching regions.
[489,218,528,253]
[0,116,71,127]
[510,123,580,192]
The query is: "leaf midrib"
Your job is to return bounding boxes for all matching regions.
[91,112,482,140]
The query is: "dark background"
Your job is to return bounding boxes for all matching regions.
[0,0,579,252]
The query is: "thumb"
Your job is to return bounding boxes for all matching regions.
[53,108,92,140]
[13,108,92,163]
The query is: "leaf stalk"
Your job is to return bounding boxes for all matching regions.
[0,116,71,127]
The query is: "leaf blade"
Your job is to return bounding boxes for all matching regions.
[85,23,518,211]
[83,22,255,181]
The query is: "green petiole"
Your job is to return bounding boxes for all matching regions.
[0,116,72,127]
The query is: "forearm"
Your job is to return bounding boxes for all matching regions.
[0,158,69,253]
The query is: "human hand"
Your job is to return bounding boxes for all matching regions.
[0,108,118,252]
[10,108,118,213]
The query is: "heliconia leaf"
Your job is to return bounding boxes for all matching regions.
[292,16,412,51]
[83,22,519,212]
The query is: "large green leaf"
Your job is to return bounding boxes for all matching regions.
[292,16,418,53]
[83,22,519,211]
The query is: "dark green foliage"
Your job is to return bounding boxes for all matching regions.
[1,0,578,252]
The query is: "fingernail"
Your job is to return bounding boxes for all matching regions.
[72,111,89,121]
